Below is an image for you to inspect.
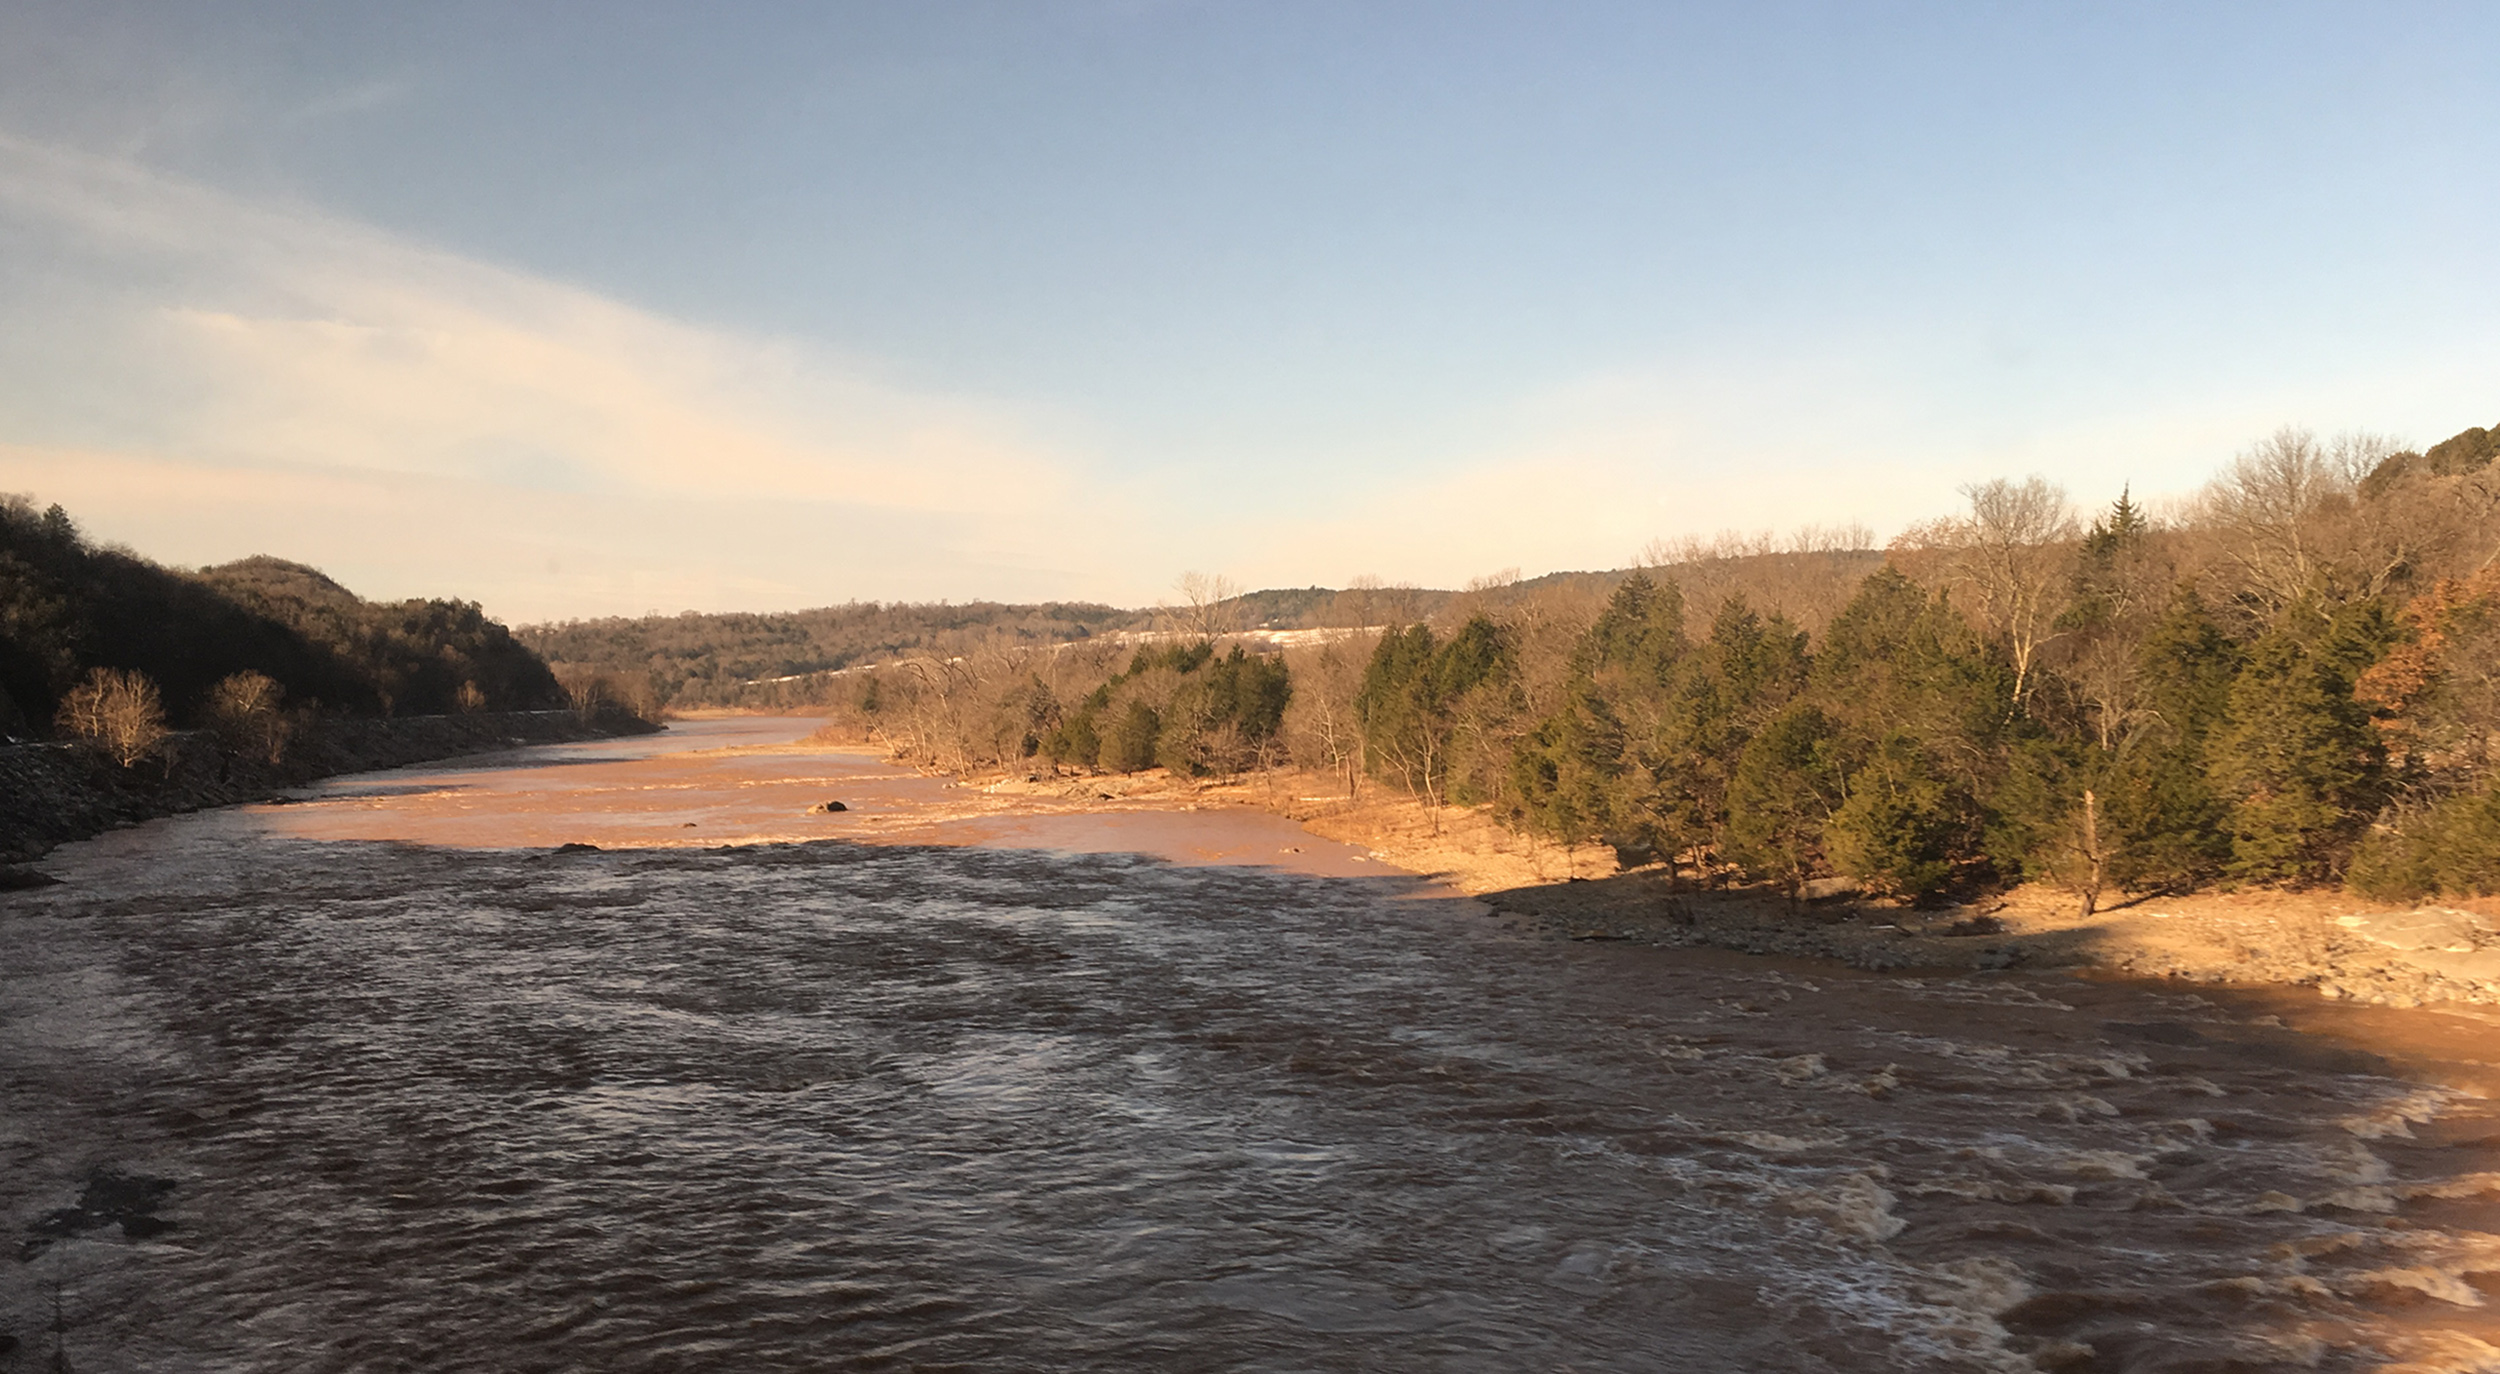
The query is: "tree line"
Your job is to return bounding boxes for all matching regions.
[0,497,574,758]
[517,599,1140,711]
[822,421,2499,906]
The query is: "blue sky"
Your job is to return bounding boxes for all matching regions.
[2,2,2495,620]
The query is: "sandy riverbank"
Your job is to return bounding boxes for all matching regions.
[116,713,2500,1013]
[958,755,2500,1012]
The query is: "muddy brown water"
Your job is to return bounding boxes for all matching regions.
[7,719,2500,1371]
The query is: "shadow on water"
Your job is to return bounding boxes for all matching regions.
[10,824,2500,1369]
[1472,863,2131,973]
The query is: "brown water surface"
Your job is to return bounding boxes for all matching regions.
[7,719,2500,1370]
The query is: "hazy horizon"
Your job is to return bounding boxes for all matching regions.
[3,2,2495,623]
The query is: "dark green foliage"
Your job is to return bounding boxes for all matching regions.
[1156,647,1292,776]
[1097,701,1162,773]
[1507,691,1623,848]
[1814,568,2017,779]
[1805,569,2013,898]
[202,558,562,716]
[1506,576,1683,850]
[2094,591,2241,887]
[2348,782,2500,900]
[2359,421,2496,497]
[1980,734,2087,889]
[1359,623,1447,797]
[1049,711,1099,767]
[1013,676,1060,757]
[1358,617,1512,805]
[1826,734,1962,898]
[2060,488,2153,650]
[2016,590,2245,896]
[1649,599,1812,870]
[1508,576,1814,873]
[1041,642,1289,775]
[1723,702,1843,896]
[1129,641,1215,677]
[2083,487,2150,560]
[2421,424,2499,476]
[0,498,559,734]
[2135,591,2241,751]
[1576,572,1686,682]
[2209,601,2393,884]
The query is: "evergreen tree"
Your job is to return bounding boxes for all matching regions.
[1645,597,1807,877]
[1576,571,1686,684]
[1990,588,2239,907]
[2349,780,2500,900]
[1507,574,1684,854]
[1825,733,1961,899]
[1041,641,1290,776]
[2100,589,2241,890]
[1154,646,1292,775]
[1508,689,1623,849]
[1724,702,1844,898]
[1807,567,2015,897]
[1814,568,2016,780]
[1098,700,1162,773]
[2209,598,2391,884]
[1358,617,1512,812]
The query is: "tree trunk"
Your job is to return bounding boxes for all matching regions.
[2077,787,2105,917]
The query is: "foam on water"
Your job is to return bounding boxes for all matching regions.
[7,731,2500,1369]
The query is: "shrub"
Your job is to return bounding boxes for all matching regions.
[2349,785,2500,900]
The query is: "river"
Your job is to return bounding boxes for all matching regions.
[6,719,2500,1371]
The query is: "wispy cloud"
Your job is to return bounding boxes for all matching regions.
[0,134,1080,507]
[1,130,2487,622]
[0,134,1119,617]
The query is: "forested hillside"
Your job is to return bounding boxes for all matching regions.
[821,423,2500,905]
[517,600,1140,709]
[0,498,563,738]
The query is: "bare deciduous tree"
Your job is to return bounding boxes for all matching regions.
[1165,571,1243,640]
[1282,635,1374,798]
[1640,524,1876,638]
[1896,476,2078,706]
[208,670,292,764]
[56,667,168,767]
[2189,427,2412,624]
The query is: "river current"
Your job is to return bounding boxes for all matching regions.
[8,721,2500,1371]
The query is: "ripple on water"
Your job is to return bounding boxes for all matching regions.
[7,833,2500,1370]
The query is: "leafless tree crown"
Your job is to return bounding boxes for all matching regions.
[56,667,168,767]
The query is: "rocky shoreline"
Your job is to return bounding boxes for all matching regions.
[0,710,657,864]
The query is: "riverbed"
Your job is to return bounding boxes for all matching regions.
[6,719,2500,1370]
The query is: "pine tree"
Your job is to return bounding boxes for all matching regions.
[1359,616,1512,816]
[1825,732,1960,899]
[1097,700,1161,773]
[2209,598,2390,884]
[1806,568,2014,897]
[1724,701,1844,898]
[1649,597,1807,878]
[1508,576,1684,854]
[2094,589,2241,891]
